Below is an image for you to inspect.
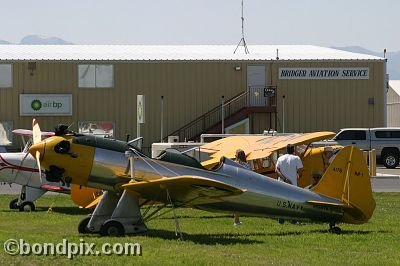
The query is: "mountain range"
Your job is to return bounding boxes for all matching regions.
[333,46,400,79]
[0,35,398,79]
[0,35,72,45]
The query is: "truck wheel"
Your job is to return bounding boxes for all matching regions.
[383,153,399,169]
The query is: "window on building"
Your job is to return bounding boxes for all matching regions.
[0,64,12,88]
[78,64,113,88]
[78,121,114,138]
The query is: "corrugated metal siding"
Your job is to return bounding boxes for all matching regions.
[251,113,275,134]
[0,59,385,149]
[269,61,385,133]
[0,61,244,148]
[387,86,400,126]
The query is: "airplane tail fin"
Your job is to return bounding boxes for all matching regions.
[311,146,376,224]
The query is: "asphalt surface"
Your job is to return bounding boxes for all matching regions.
[371,165,400,192]
[1,165,400,195]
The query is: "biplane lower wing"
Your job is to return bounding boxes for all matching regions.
[40,184,70,194]
[122,176,244,206]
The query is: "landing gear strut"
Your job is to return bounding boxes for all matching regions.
[329,223,342,234]
[79,191,147,236]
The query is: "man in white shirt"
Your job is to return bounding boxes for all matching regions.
[275,144,303,186]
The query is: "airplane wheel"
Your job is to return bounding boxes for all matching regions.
[18,201,35,212]
[100,220,125,237]
[78,216,92,234]
[329,226,342,234]
[9,198,19,209]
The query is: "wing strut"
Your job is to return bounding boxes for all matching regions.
[166,188,183,240]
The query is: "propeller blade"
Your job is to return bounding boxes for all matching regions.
[35,150,43,184]
[32,118,42,145]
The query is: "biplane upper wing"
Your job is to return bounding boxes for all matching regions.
[122,175,244,206]
[201,132,336,167]
[246,131,336,160]
[12,129,55,138]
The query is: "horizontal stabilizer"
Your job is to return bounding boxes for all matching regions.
[122,175,244,206]
[307,200,350,208]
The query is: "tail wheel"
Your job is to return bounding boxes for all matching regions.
[100,220,125,237]
[329,222,342,234]
[18,201,35,212]
[329,226,342,234]
[382,153,399,169]
[9,198,19,209]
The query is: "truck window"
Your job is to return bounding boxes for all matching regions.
[335,130,366,140]
[375,130,400,138]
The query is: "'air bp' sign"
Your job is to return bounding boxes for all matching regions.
[20,94,72,116]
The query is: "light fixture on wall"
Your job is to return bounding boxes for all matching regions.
[234,66,241,71]
[368,97,375,105]
[28,62,36,76]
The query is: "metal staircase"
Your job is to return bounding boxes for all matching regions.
[164,87,276,142]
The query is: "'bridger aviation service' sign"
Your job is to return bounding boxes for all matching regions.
[20,94,72,116]
[279,67,369,80]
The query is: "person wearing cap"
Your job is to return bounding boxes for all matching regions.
[233,149,249,226]
[323,146,335,171]
[275,144,303,186]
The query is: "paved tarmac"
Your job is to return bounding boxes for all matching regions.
[1,165,400,195]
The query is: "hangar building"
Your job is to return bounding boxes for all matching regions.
[387,80,400,126]
[0,45,387,152]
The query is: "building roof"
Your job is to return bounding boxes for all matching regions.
[0,44,384,62]
[389,80,400,96]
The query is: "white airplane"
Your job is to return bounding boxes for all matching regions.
[0,127,101,211]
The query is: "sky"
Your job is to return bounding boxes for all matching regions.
[1,0,399,52]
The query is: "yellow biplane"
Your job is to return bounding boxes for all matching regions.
[199,132,341,187]
[0,126,101,211]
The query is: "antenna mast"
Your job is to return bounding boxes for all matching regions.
[234,0,250,54]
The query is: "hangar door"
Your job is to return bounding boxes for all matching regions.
[247,65,267,106]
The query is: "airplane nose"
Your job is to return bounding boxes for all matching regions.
[29,142,45,160]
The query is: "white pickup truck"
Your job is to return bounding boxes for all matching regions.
[318,128,400,169]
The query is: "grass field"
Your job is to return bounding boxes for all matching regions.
[0,193,399,265]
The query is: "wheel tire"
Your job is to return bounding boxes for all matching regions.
[382,153,399,169]
[9,198,19,210]
[329,226,342,235]
[100,220,125,237]
[18,201,35,212]
[78,216,91,234]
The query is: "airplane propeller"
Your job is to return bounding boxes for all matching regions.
[10,120,43,186]
[32,118,44,183]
